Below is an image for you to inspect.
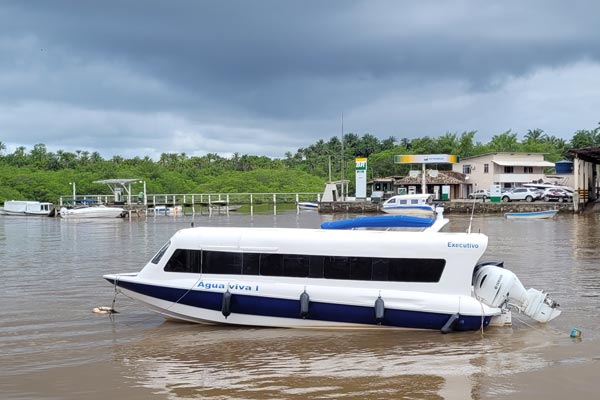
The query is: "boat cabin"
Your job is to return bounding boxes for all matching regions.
[1,200,54,216]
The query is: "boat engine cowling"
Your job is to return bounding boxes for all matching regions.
[473,265,561,323]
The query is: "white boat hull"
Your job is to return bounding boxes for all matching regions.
[381,206,435,216]
[60,206,125,218]
[504,210,558,219]
[380,194,436,217]
[297,202,319,210]
[151,206,183,216]
[0,209,52,216]
[210,205,242,212]
[1,201,54,216]
[105,274,500,331]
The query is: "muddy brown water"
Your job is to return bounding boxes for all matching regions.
[1,211,598,399]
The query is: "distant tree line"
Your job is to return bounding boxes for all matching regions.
[0,123,598,203]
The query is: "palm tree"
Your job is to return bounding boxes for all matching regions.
[489,130,519,152]
[524,129,547,143]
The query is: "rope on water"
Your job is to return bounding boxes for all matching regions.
[511,312,567,338]
[93,275,121,316]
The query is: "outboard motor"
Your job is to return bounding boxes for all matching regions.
[473,265,561,323]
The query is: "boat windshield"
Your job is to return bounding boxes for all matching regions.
[151,241,171,264]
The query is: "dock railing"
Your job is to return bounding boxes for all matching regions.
[59,192,322,209]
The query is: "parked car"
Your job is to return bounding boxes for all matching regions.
[468,189,490,200]
[501,187,541,202]
[541,188,573,202]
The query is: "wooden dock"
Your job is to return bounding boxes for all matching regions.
[57,191,578,217]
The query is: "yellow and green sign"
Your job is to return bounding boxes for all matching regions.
[355,157,367,198]
[394,154,459,164]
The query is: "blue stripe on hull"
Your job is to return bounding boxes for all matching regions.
[106,278,491,332]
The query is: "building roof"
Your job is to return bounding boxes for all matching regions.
[568,147,600,164]
[395,170,466,185]
[492,160,555,167]
[93,179,140,185]
[459,152,548,160]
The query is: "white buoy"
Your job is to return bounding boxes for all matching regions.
[93,306,116,314]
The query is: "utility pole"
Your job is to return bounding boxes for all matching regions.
[341,113,345,200]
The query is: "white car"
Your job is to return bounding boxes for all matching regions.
[501,187,541,202]
[541,188,573,202]
[468,189,490,200]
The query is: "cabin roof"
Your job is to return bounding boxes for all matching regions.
[171,226,488,258]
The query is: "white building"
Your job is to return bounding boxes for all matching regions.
[452,153,555,198]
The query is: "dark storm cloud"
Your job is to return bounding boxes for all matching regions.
[1,0,599,158]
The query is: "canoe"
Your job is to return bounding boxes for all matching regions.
[504,210,558,219]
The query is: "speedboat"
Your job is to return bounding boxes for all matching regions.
[0,200,54,216]
[59,204,125,218]
[104,223,561,333]
[297,201,319,210]
[381,194,436,216]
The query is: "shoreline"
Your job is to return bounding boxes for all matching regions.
[319,199,577,214]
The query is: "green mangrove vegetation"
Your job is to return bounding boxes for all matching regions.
[1,124,599,203]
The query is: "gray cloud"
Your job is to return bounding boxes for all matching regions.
[1,0,599,158]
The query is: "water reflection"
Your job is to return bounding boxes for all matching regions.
[110,321,560,399]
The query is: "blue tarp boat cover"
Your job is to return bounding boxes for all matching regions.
[320,215,435,230]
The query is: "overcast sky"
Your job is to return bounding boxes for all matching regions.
[1,0,599,160]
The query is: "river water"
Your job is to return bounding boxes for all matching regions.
[1,210,599,399]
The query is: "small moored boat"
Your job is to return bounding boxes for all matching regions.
[151,205,183,216]
[0,200,54,216]
[210,202,242,212]
[59,204,125,218]
[198,201,242,212]
[504,210,558,219]
[297,201,319,210]
[380,194,436,216]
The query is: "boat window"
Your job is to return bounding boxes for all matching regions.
[202,251,242,274]
[308,256,324,278]
[387,258,445,282]
[283,255,310,277]
[242,253,260,275]
[324,256,351,279]
[349,257,372,280]
[372,258,389,281]
[164,249,445,283]
[164,249,200,273]
[151,241,171,264]
[260,254,283,276]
